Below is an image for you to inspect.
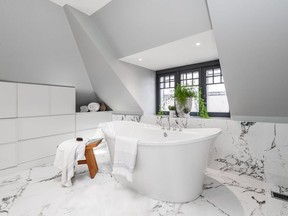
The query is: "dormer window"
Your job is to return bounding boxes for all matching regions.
[156,60,230,117]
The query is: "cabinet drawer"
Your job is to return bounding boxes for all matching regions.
[18,83,50,117]
[76,112,112,131]
[18,133,75,163]
[18,115,75,140]
[51,86,75,115]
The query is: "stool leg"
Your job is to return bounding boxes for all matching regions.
[85,149,98,179]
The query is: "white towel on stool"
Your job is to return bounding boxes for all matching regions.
[54,138,88,187]
[112,136,138,182]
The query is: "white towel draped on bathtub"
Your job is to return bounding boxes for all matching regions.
[54,138,89,187]
[112,136,139,182]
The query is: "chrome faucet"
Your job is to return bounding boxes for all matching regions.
[175,120,182,132]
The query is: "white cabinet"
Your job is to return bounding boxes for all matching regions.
[0,81,80,173]
[76,112,112,131]
[0,82,17,118]
[18,83,50,117]
[51,86,75,115]
[18,115,75,140]
[0,119,17,144]
[18,133,75,163]
[0,143,17,169]
[76,128,104,139]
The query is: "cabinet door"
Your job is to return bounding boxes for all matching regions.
[18,83,50,117]
[51,86,75,115]
[0,82,17,118]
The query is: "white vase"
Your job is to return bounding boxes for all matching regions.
[176,97,193,117]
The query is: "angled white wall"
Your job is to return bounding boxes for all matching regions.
[0,0,97,108]
[207,0,288,122]
[92,0,212,58]
[64,6,155,114]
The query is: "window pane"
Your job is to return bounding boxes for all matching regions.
[214,76,221,83]
[206,70,213,76]
[221,76,224,83]
[207,77,213,84]
[187,80,192,86]
[181,80,187,86]
[214,68,221,76]
[193,79,199,86]
[165,76,169,82]
[207,84,229,113]
[193,72,199,78]
[160,83,164,88]
[160,77,164,82]
[170,82,175,87]
[165,83,169,88]
[160,88,174,111]
[187,73,192,79]
[181,74,186,80]
[170,75,175,81]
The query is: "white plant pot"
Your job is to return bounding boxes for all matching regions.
[176,97,193,117]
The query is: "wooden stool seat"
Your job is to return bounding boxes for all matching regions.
[78,139,102,179]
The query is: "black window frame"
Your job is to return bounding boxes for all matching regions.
[156,60,230,117]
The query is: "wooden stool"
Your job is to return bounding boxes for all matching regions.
[78,139,102,179]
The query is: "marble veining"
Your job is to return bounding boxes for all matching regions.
[138,115,288,197]
[112,114,141,122]
[0,144,287,216]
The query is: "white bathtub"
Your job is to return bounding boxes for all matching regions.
[101,121,221,203]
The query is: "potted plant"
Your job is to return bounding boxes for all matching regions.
[174,84,196,117]
[168,105,176,117]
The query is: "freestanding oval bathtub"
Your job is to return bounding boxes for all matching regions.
[101,121,221,203]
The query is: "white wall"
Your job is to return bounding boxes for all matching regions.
[92,0,212,58]
[207,0,288,122]
[0,0,97,108]
[65,6,156,114]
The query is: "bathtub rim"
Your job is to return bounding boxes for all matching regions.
[101,121,222,147]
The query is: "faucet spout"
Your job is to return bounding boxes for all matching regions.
[167,117,171,130]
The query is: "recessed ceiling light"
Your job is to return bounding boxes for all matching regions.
[138,58,143,61]
[196,42,201,46]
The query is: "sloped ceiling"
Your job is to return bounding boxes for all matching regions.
[207,0,288,123]
[64,6,156,114]
[120,30,218,71]
[49,0,111,15]
[0,0,97,109]
[92,0,212,59]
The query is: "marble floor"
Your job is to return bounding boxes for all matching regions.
[0,146,287,216]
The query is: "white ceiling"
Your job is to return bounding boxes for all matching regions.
[120,30,219,71]
[49,0,112,16]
